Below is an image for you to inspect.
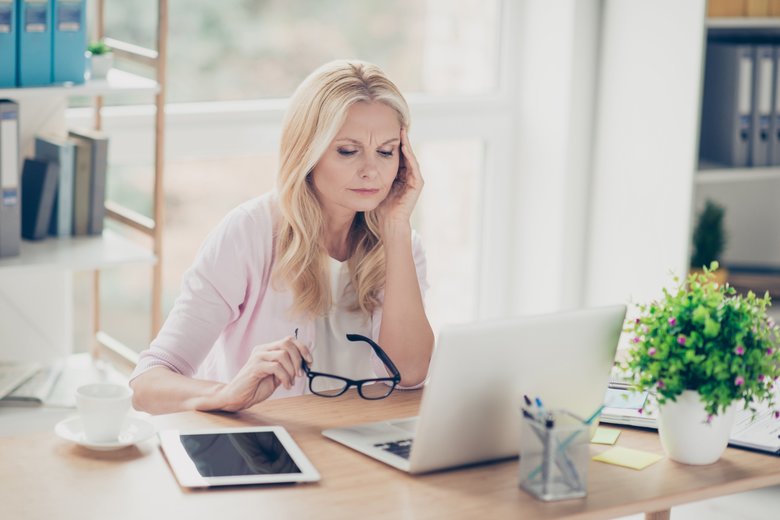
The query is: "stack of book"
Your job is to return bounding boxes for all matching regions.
[22,129,109,241]
[0,0,88,88]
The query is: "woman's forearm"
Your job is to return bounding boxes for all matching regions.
[378,221,435,386]
[130,367,226,415]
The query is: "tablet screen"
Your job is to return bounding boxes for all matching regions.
[180,431,302,477]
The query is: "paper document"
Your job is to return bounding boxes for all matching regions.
[600,387,780,455]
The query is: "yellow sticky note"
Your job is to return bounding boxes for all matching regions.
[592,446,663,470]
[591,427,621,445]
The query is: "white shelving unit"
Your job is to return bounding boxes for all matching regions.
[0,69,158,99]
[0,69,159,364]
[0,0,168,367]
[697,161,780,184]
[694,17,780,270]
[0,229,155,273]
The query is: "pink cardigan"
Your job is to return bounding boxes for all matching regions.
[131,192,429,399]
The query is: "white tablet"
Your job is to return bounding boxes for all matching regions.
[158,426,320,488]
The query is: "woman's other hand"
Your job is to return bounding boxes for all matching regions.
[210,337,313,412]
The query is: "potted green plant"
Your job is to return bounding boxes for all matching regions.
[691,199,728,285]
[87,41,114,80]
[623,262,780,465]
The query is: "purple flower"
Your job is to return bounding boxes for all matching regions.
[635,318,640,324]
[734,345,745,356]
[735,375,745,386]
[668,317,677,327]
[677,335,687,346]
[706,415,714,424]
[768,348,775,356]
[657,380,665,389]
[638,408,643,415]
[632,336,640,343]
[759,374,766,382]
[775,411,780,419]
[648,347,657,356]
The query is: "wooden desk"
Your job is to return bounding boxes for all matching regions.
[3,389,780,520]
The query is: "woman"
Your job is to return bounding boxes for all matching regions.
[130,60,434,414]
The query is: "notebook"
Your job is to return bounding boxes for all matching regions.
[323,305,626,473]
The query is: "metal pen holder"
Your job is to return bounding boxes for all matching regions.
[518,410,588,501]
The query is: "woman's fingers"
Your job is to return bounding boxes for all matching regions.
[400,128,422,183]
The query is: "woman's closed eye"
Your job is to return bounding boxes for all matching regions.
[378,149,394,158]
[337,148,358,157]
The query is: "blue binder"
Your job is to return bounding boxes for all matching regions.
[0,1,15,87]
[51,0,85,84]
[17,0,52,86]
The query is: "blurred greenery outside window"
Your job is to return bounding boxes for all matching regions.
[87,0,501,352]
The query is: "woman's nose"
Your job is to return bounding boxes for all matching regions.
[359,156,379,178]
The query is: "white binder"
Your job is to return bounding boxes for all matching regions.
[0,100,19,257]
[700,43,754,167]
[771,46,780,165]
[751,45,774,167]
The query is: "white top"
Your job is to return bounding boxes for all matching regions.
[312,258,374,382]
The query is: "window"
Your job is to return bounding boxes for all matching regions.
[85,0,508,352]
[106,0,501,102]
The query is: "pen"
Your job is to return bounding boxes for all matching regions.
[527,404,604,485]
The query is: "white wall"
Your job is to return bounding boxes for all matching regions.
[510,0,602,313]
[585,0,707,306]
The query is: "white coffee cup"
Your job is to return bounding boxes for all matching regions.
[75,383,132,443]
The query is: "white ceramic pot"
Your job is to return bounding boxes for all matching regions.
[657,390,737,465]
[89,52,114,80]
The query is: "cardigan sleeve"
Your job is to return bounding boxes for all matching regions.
[131,206,261,380]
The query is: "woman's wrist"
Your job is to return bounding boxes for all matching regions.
[188,382,227,411]
[381,218,411,244]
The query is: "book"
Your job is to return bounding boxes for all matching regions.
[20,158,58,240]
[68,128,107,235]
[34,135,75,237]
[68,134,90,235]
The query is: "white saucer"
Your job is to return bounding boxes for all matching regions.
[55,416,156,451]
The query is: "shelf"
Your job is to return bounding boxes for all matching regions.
[0,229,156,273]
[696,161,780,183]
[707,17,780,30]
[0,69,159,100]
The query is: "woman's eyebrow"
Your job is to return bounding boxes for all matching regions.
[335,137,400,146]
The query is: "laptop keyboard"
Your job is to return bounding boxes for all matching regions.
[374,439,414,459]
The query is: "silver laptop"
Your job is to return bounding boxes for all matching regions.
[322,305,626,474]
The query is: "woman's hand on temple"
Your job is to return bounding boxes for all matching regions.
[209,337,313,412]
[378,128,424,227]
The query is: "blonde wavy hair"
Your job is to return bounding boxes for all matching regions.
[272,60,410,318]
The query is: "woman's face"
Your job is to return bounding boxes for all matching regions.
[310,101,401,218]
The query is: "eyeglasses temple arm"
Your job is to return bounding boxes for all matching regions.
[346,333,401,381]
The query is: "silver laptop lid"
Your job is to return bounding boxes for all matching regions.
[408,305,626,473]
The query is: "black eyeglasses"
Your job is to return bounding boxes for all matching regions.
[301,334,402,400]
